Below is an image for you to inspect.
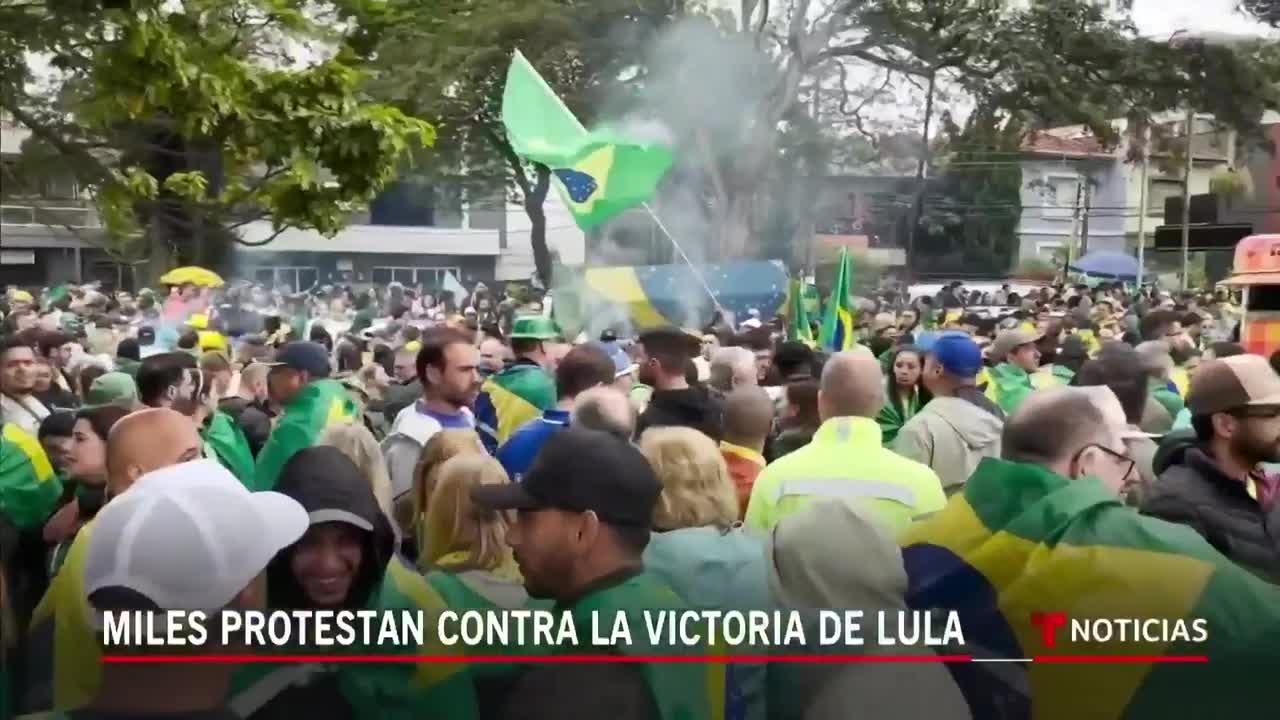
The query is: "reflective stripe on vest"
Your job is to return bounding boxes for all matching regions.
[775,477,917,506]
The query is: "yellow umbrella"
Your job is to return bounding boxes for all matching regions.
[159,266,225,288]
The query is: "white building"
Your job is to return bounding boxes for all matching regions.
[1,118,583,289]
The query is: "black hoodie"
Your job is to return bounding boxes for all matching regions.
[1145,431,1280,584]
[240,446,396,720]
[268,446,395,611]
[636,386,724,442]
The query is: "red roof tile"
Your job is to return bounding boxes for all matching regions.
[1021,131,1110,157]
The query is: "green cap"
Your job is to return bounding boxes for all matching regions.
[509,315,561,340]
[84,372,138,408]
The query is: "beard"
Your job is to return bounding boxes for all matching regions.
[1232,426,1280,465]
[443,385,477,409]
[637,363,657,387]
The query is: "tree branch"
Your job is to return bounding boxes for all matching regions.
[0,104,114,186]
[480,119,532,197]
[230,226,287,246]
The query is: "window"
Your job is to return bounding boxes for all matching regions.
[1147,179,1183,218]
[1036,241,1064,261]
[253,266,318,293]
[371,266,461,290]
[1041,175,1080,219]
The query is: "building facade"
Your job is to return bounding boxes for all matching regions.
[1015,115,1234,263]
[1015,131,1126,262]
[1,119,584,291]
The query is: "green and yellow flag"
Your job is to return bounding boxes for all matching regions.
[202,411,256,491]
[254,379,357,491]
[902,457,1280,719]
[0,423,62,531]
[818,247,854,352]
[502,50,673,229]
[229,561,478,720]
[785,276,814,346]
[474,364,556,453]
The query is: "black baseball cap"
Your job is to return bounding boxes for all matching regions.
[265,341,331,379]
[471,427,660,527]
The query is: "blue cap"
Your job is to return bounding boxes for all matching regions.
[267,341,331,379]
[917,331,982,377]
[590,341,636,379]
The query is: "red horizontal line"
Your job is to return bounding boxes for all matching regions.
[1033,655,1209,663]
[102,654,973,664]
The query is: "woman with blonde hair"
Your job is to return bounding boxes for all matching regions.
[418,455,521,584]
[397,429,484,562]
[419,454,546,710]
[639,426,769,720]
[317,422,394,522]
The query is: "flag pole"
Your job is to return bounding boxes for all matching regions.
[641,201,726,317]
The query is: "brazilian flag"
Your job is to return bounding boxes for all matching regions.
[818,247,854,352]
[228,561,478,720]
[255,379,357,491]
[784,276,814,347]
[502,50,672,229]
[0,423,62,531]
[202,411,256,491]
[474,363,556,453]
[902,457,1280,719]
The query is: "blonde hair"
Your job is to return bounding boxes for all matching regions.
[318,423,394,520]
[640,426,738,531]
[419,454,513,572]
[401,429,486,537]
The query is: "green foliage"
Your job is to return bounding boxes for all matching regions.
[914,104,1025,274]
[849,0,1280,145]
[1210,166,1253,200]
[370,0,682,285]
[1243,0,1280,27]
[1,0,433,272]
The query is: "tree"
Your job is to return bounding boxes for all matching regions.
[913,104,1025,274]
[369,0,683,288]
[636,0,1280,269]
[0,0,432,281]
[1243,0,1280,26]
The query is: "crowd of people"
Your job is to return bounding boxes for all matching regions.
[0,276,1278,720]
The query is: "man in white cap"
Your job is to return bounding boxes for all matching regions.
[74,460,308,719]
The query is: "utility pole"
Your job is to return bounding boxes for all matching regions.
[906,69,937,278]
[1079,178,1093,256]
[1066,177,1084,282]
[1135,124,1151,288]
[1180,104,1195,291]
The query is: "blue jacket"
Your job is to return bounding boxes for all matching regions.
[495,409,570,481]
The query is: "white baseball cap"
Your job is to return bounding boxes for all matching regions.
[84,460,308,615]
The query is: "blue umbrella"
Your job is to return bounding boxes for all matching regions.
[1069,251,1140,279]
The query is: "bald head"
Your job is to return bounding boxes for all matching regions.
[709,347,756,393]
[571,386,636,440]
[1002,388,1108,468]
[818,349,885,420]
[106,408,203,496]
[722,387,774,450]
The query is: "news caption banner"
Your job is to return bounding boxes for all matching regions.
[100,608,1211,664]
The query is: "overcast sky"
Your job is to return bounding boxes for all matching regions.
[1130,0,1275,38]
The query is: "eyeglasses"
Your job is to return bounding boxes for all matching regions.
[1072,443,1135,482]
